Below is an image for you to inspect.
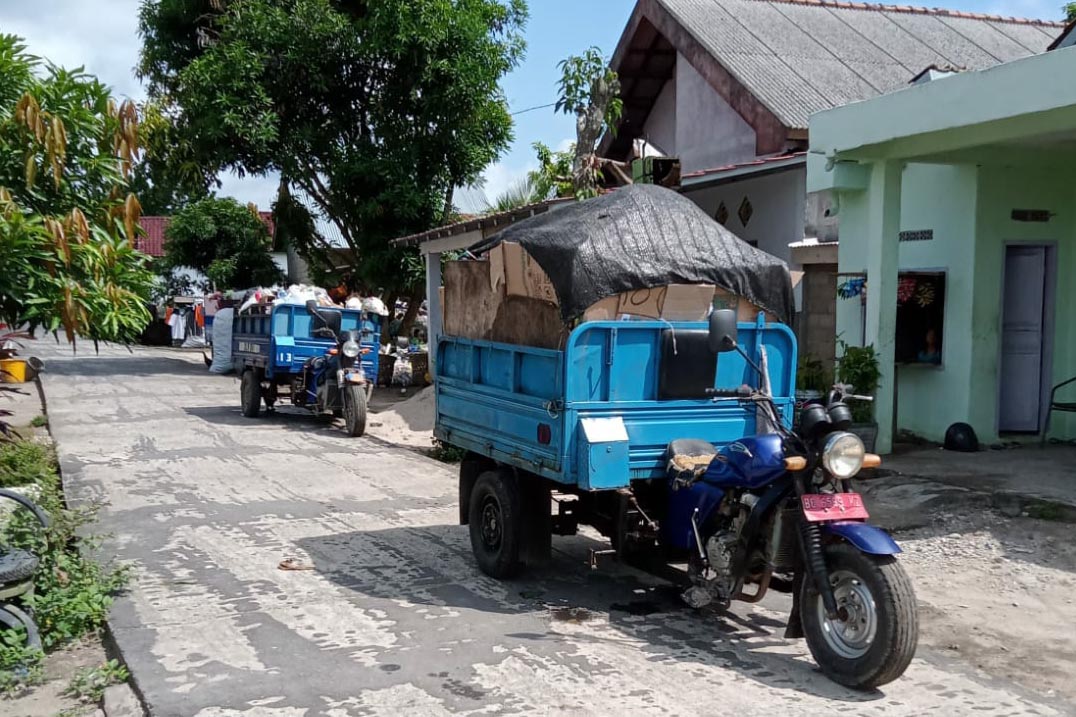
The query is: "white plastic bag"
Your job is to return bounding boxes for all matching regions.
[362,296,389,316]
[209,308,235,374]
[391,354,413,387]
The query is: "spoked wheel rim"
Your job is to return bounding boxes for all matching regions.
[816,569,879,659]
[479,494,503,552]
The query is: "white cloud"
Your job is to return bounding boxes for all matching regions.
[481,137,573,206]
[4,0,145,100]
[215,171,281,211]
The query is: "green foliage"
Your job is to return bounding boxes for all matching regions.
[797,354,834,394]
[548,47,622,200]
[0,34,154,346]
[486,175,545,213]
[164,197,282,289]
[530,141,575,201]
[127,100,214,215]
[138,0,528,297]
[0,439,53,487]
[1066,3,1076,22]
[428,439,467,464]
[555,47,623,131]
[0,628,43,695]
[29,415,46,428]
[0,440,130,691]
[65,659,129,704]
[837,341,881,423]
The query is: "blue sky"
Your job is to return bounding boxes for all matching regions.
[2,0,1068,210]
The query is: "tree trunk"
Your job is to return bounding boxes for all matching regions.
[396,283,426,346]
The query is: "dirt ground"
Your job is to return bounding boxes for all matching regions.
[864,477,1076,703]
[4,636,108,717]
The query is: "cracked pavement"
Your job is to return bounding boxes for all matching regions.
[35,343,1070,716]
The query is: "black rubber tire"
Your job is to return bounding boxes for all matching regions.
[241,370,262,418]
[468,470,524,579]
[0,605,41,652]
[343,384,367,437]
[801,543,918,690]
[0,549,38,584]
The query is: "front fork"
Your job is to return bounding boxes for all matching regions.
[792,474,839,619]
[338,368,373,400]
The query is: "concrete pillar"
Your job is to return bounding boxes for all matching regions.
[863,161,902,454]
[424,249,442,366]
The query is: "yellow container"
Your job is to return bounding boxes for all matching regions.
[0,358,27,383]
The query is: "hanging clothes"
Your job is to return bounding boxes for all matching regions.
[168,311,185,342]
[194,304,205,329]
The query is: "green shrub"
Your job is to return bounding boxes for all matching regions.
[837,341,881,424]
[0,440,129,692]
[65,659,129,704]
[0,440,53,488]
[428,439,467,464]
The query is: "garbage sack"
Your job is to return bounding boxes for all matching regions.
[362,296,389,316]
[209,308,235,374]
[391,355,413,387]
[345,296,363,310]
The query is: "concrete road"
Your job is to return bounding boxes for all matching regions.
[37,344,1066,716]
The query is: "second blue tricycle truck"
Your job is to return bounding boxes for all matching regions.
[232,300,381,436]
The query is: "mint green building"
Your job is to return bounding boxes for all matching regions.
[808,46,1076,452]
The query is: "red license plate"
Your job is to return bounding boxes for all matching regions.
[801,493,869,522]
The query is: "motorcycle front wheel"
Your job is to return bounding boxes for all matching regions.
[801,543,918,690]
[343,384,368,437]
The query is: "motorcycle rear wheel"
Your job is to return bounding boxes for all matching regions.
[801,543,918,690]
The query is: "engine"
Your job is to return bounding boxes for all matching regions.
[682,494,753,609]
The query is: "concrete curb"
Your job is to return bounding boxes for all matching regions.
[103,683,145,717]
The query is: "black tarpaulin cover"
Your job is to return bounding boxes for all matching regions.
[473,184,794,324]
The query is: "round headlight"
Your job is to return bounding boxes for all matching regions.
[342,340,361,358]
[822,432,865,479]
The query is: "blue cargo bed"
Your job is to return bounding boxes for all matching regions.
[435,317,796,491]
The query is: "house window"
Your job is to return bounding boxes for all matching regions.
[895,271,946,365]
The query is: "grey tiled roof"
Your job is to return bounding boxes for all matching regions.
[659,0,1062,129]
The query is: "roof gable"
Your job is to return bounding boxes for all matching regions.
[610,0,1063,146]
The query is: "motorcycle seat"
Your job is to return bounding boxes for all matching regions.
[666,438,717,479]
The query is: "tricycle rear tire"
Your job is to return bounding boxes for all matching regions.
[468,469,524,579]
[241,370,261,418]
[343,384,367,437]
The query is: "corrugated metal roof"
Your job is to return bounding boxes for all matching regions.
[657,0,1064,130]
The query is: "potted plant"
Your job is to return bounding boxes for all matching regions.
[836,341,881,451]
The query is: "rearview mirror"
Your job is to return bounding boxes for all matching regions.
[306,299,342,337]
[708,309,738,353]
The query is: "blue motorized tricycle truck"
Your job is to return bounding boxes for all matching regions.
[434,185,918,690]
[232,300,381,436]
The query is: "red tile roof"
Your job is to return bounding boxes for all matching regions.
[136,211,276,258]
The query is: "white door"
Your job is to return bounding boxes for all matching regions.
[998,246,1047,433]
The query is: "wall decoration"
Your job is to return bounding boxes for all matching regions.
[715,201,729,226]
[738,196,754,227]
[899,229,933,242]
[837,277,866,300]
